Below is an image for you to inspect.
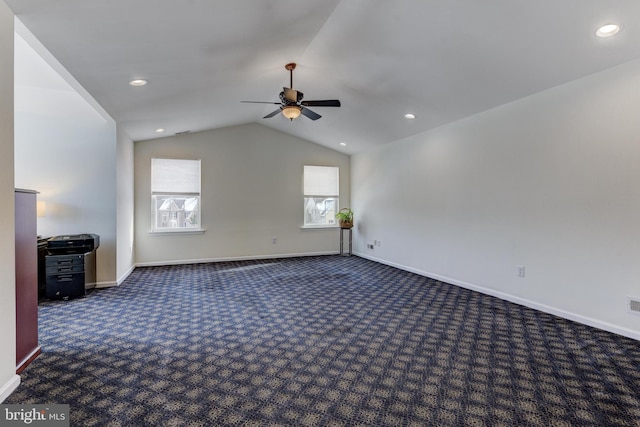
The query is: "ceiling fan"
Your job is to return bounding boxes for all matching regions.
[242,63,341,121]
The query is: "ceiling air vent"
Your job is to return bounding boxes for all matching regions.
[627,297,640,315]
[175,130,191,135]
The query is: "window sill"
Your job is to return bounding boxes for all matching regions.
[301,225,340,230]
[149,229,206,235]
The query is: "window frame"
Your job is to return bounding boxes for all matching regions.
[150,158,204,233]
[303,165,340,228]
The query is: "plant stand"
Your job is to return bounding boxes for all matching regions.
[339,227,352,256]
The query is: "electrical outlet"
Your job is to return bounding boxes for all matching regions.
[272,237,277,244]
[367,244,374,250]
[517,265,525,278]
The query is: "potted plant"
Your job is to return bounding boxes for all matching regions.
[335,208,354,229]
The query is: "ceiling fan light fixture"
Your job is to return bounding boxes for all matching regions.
[282,105,302,120]
[243,63,339,122]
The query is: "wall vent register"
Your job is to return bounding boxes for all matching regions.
[628,297,640,315]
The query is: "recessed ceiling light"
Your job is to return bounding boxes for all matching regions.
[155,128,165,133]
[129,79,148,87]
[596,24,620,38]
[339,142,347,147]
[404,113,416,119]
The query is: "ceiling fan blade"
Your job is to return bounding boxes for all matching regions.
[263,108,282,119]
[283,87,299,103]
[301,100,341,107]
[300,107,321,121]
[241,101,281,104]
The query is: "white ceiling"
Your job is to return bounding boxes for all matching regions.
[6,0,640,154]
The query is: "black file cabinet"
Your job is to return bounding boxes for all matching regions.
[45,251,96,299]
[45,234,99,300]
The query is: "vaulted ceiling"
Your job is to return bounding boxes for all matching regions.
[6,1,640,154]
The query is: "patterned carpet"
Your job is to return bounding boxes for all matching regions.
[6,255,640,426]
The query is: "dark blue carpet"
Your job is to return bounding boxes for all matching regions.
[7,255,640,426]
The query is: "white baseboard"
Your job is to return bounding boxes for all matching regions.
[354,251,640,341]
[135,251,339,268]
[0,375,20,403]
[90,265,137,289]
[116,264,136,286]
[95,281,117,289]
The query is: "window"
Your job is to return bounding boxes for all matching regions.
[304,165,339,227]
[151,158,201,231]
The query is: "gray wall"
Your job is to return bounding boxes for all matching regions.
[135,123,350,265]
[352,58,640,340]
[13,26,119,287]
[0,0,18,402]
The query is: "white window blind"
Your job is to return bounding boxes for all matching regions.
[151,158,201,194]
[304,165,339,196]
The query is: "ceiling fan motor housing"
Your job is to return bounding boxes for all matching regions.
[279,91,303,105]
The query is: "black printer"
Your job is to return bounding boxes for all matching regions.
[45,234,100,299]
[47,233,100,254]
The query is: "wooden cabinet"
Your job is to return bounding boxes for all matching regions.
[15,189,40,373]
